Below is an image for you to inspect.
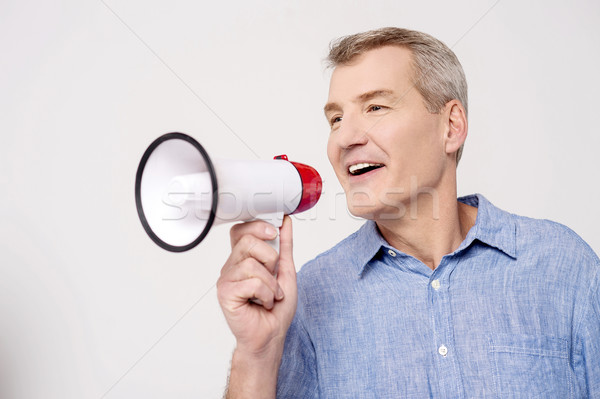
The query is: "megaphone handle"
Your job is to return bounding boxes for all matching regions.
[250,233,280,307]
[266,234,280,255]
[252,212,283,254]
[249,215,282,307]
[266,218,282,273]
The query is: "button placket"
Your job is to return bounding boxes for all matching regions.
[428,259,464,397]
[438,345,448,357]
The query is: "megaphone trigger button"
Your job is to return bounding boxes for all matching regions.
[273,154,289,160]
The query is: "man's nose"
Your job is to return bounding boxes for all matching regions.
[335,113,369,149]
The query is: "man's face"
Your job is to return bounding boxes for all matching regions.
[325,45,450,220]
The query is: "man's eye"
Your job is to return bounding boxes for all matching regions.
[369,105,383,112]
[330,116,342,126]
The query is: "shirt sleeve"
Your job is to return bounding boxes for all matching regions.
[276,293,318,398]
[573,261,600,396]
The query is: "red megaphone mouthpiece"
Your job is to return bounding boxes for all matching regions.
[274,155,322,215]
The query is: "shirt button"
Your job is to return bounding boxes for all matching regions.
[438,345,448,357]
[388,249,397,257]
[431,279,441,290]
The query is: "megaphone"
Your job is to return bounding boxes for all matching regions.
[135,132,322,252]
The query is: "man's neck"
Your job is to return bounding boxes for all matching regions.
[375,190,478,271]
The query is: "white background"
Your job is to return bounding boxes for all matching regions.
[1,0,599,397]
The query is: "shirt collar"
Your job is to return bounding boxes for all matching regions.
[456,193,517,259]
[348,193,517,276]
[347,220,389,276]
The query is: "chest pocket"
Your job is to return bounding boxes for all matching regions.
[489,333,574,399]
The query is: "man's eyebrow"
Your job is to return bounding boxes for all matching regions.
[323,89,397,116]
[323,102,341,116]
[356,89,396,103]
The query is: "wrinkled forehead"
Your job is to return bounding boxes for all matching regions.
[326,46,416,104]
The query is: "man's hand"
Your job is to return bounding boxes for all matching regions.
[217,216,297,398]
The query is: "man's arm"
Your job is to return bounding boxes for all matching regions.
[574,266,600,396]
[224,344,284,398]
[217,216,298,399]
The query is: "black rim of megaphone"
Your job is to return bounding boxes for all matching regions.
[135,132,219,252]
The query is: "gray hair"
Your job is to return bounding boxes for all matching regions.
[327,27,468,165]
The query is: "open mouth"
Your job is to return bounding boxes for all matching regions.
[348,163,384,176]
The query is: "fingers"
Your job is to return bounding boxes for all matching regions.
[218,257,284,311]
[230,220,278,248]
[278,216,293,266]
[227,257,283,298]
[275,216,296,304]
[217,217,298,358]
[218,278,281,312]
[224,233,280,276]
[226,278,279,310]
[219,220,284,313]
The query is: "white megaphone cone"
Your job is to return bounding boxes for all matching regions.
[135,132,322,252]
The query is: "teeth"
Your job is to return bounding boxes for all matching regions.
[349,163,383,175]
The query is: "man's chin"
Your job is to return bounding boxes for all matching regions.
[347,202,408,222]
[347,206,376,220]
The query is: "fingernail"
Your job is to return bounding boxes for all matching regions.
[266,226,278,238]
[277,286,284,300]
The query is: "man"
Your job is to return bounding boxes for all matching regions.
[217,27,600,398]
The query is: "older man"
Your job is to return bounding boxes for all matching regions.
[218,27,600,398]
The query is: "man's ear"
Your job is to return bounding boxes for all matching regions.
[443,100,468,157]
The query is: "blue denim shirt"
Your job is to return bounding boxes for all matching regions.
[277,194,600,398]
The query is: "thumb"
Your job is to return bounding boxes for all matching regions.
[278,215,294,266]
[277,215,296,290]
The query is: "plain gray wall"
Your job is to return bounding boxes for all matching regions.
[1,0,599,397]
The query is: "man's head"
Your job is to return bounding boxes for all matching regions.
[324,27,468,220]
[327,27,468,164]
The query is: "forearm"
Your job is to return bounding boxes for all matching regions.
[225,345,284,399]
